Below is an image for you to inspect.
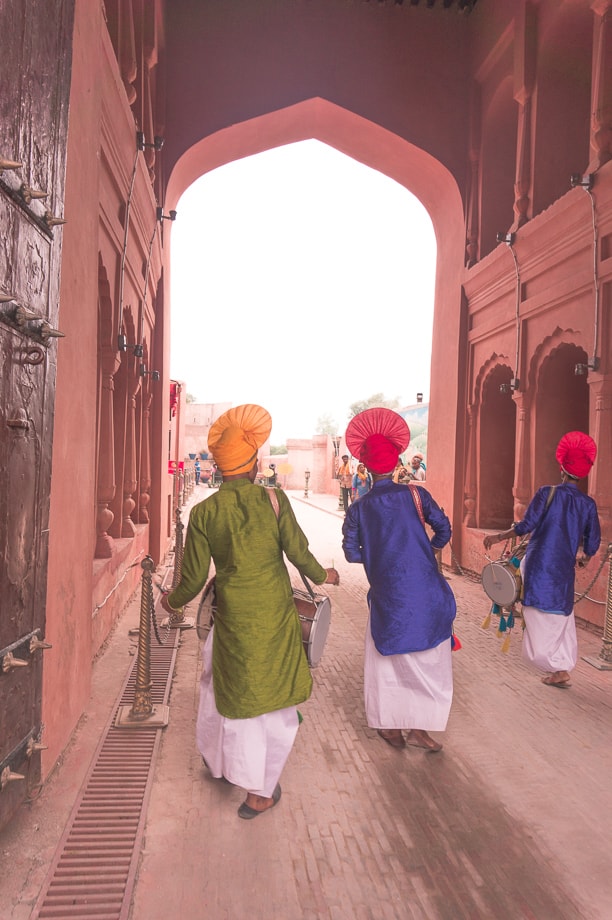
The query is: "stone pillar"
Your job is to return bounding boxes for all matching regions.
[139,388,152,523]
[118,0,137,105]
[95,348,120,558]
[512,2,537,229]
[121,370,141,537]
[588,372,612,522]
[463,404,477,526]
[512,390,532,522]
[465,84,481,267]
[589,0,612,170]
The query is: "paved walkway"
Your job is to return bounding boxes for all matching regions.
[2,488,612,919]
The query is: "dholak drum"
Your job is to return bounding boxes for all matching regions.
[293,588,331,667]
[481,559,522,607]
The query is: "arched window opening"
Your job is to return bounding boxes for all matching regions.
[478,364,516,528]
[534,343,589,492]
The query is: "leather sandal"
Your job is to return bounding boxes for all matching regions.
[238,783,282,819]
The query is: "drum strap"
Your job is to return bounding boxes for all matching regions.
[265,487,317,601]
[265,486,280,519]
[407,483,426,528]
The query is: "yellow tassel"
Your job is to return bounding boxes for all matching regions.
[501,633,512,654]
[481,613,491,630]
[496,629,503,638]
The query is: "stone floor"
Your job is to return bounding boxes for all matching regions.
[2,488,612,919]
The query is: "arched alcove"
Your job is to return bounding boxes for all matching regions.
[534,342,589,490]
[478,364,516,528]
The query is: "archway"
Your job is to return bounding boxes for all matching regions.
[164,97,466,523]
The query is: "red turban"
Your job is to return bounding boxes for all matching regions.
[555,431,597,479]
[345,408,411,474]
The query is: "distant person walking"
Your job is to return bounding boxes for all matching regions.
[409,454,426,481]
[352,463,372,501]
[194,457,201,485]
[337,454,353,514]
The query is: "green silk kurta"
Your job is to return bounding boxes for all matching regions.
[168,481,327,719]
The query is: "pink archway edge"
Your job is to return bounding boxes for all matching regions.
[472,353,513,407]
[165,97,467,516]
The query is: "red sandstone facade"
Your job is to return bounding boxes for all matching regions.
[0,0,610,828]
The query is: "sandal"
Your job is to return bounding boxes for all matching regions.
[238,783,282,819]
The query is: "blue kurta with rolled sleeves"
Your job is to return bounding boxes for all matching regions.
[514,481,601,615]
[342,480,456,654]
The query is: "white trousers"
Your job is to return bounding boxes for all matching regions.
[522,606,578,672]
[364,619,453,732]
[196,627,299,797]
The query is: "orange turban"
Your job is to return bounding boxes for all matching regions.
[208,404,272,475]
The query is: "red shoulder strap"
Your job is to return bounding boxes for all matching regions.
[407,483,426,528]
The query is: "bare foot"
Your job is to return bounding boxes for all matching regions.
[243,793,275,812]
[377,728,406,748]
[405,729,443,752]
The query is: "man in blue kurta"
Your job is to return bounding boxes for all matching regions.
[342,408,456,752]
[484,431,601,688]
[163,404,339,818]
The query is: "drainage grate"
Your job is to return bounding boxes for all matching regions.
[32,639,179,920]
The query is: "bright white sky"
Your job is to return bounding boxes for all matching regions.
[170,139,436,445]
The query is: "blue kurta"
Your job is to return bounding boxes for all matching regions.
[342,480,456,654]
[514,482,601,615]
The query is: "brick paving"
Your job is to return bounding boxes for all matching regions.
[2,487,612,919]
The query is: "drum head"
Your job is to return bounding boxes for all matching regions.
[481,562,520,607]
[306,596,331,667]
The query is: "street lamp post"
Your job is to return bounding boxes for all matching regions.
[304,469,310,498]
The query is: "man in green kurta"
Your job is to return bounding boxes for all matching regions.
[163,404,339,819]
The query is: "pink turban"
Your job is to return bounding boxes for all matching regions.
[555,430,597,479]
[345,408,411,474]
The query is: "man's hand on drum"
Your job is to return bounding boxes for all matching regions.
[324,567,340,586]
[483,527,515,551]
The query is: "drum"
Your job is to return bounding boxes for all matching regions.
[293,589,331,667]
[481,559,522,607]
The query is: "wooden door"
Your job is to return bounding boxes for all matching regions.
[0,0,75,829]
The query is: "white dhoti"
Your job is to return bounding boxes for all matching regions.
[364,619,453,731]
[521,606,578,672]
[196,627,300,797]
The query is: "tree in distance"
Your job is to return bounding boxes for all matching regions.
[348,393,400,418]
[315,414,338,436]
